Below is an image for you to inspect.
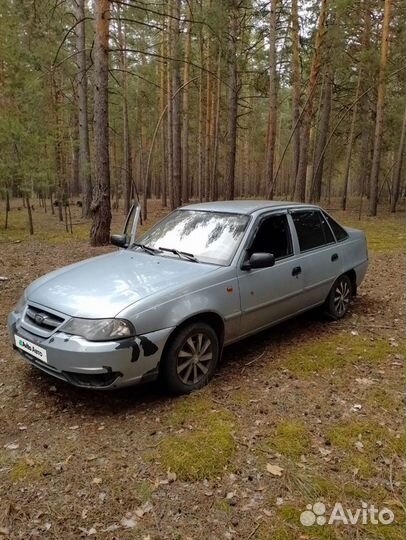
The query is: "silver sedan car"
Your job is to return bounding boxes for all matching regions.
[7,201,368,393]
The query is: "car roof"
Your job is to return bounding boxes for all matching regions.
[181,200,318,215]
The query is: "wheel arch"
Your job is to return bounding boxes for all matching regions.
[345,268,357,296]
[160,311,225,366]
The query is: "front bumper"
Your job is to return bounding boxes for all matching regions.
[7,311,173,389]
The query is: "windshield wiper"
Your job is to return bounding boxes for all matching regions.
[133,243,161,255]
[158,247,199,262]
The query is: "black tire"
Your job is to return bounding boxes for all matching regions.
[161,322,219,394]
[326,274,352,319]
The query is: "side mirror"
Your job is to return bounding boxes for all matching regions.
[111,234,128,248]
[242,252,275,271]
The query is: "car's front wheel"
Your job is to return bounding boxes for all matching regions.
[326,274,352,319]
[161,322,219,394]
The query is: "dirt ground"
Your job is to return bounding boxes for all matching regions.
[0,199,404,540]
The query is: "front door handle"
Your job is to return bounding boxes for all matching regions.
[292,266,302,277]
[331,253,339,262]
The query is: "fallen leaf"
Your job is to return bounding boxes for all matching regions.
[102,524,119,532]
[318,447,332,456]
[121,517,137,528]
[355,378,374,386]
[351,404,362,412]
[266,463,283,476]
[4,443,19,450]
[355,441,364,452]
[167,471,177,483]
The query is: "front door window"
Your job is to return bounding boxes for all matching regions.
[249,214,293,260]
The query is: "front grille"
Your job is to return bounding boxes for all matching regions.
[24,305,65,332]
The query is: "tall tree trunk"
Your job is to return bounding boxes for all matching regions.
[204,38,212,201]
[310,66,333,203]
[5,190,10,229]
[224,1,239,201]
[25,195,34,235]
[210,47,222,201]
[368,0,392,216]
[182,14,191,203]
[341,70,362,210]
[74,0,92,218]
[52,74,65,222]
[357,0,371,198]
[90,0,111,246]
[198,27,205,202]
[71,107,80,196]
[290,0,301,193]
[117,12,132,216]
[265,0,278,198]
[160,38,168,207]
[170,0,182,208]
[390,101,406,212]
[294,0,328,202]
[166,15,174,209]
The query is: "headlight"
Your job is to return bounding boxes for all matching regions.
[61,318,135,341]
[14,292,27,314]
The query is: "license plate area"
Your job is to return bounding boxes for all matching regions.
[15,335,48,363]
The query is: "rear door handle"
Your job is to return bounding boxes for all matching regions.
[331,253,339,261]
[292,266,302,277]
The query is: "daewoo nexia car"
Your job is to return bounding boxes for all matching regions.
[8,201,368,394]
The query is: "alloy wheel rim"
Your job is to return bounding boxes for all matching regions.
[333,279,351,316]
[177,333,213,385]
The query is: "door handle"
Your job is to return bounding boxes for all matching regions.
[331,253,339,262]
[292,266,302,277]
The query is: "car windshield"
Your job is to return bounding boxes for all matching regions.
[137,210,250,265]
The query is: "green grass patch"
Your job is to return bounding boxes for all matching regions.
[266,420,311,460]
[365,387,401,412]
[281,333,392,376]
[152,396,236,481]
[258,504,341,540]
[9,459,44,482]
[337,213,405,252]
[326,421,404,480]
[0,208,91,244]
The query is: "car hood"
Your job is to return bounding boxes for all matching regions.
[27,250,219,318]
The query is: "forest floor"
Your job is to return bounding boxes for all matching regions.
[0,199,404,540]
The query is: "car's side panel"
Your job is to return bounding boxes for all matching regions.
[118,267,243,344]
[236,211,305,334]
[237,257,304,335]
[340,228,368,285]
[287,212,345,306]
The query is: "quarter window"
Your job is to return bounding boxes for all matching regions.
[323,212,349,241]
[292,210,335,252]
[250,214,293,260]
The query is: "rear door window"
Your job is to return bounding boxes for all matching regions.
[292,210,335,252]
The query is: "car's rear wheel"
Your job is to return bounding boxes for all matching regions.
[326,274,352,319]
[161,322,219,394]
